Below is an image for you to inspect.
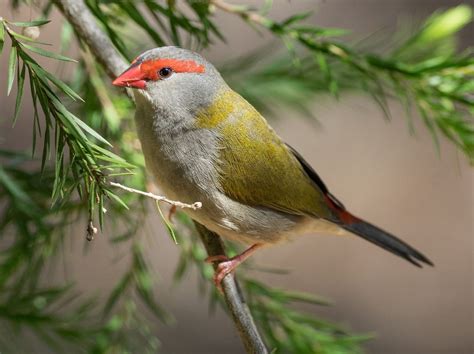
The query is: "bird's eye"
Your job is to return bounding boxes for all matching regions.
[158,67,173,79]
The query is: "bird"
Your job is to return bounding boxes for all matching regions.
[112,46,433,286]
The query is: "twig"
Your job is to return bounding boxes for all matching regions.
[110,181,202,210]
[52,0,268,353]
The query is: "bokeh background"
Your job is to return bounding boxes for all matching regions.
[0,1,472,353]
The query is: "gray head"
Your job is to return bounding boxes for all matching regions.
[113,47,226,117]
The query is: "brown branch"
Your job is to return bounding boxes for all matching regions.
[52,0,268,352]
[53,0,127,78]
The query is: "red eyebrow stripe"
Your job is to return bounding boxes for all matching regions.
[141,59,205,79]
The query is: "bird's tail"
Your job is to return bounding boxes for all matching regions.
[340,215,433,267]
[324,193,433,267]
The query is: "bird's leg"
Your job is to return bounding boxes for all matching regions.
[205,243,263,288]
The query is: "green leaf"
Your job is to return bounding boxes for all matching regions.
[420,5,473,42]
[103,271,133,316]
[91,144,135,168]
[47,72,83,101]
[8,29,50,44]
[59,22,73,53]
[12,19,51,27]
[0,166,42,218]
[13,63,26,125]
[26,60,83,101]
[105,190,130,210]
[132,245,172,323]
[45,93,96,160]
[7,46,17,95]
[72,116,112,147]
[394,5,473,60]
[294,26,349,37]
[280,12,312,27]
[117,1,165,46]
[0,22,4,54]
[21,43,77,62]
[279,290,331,306]
[155,201,178,244]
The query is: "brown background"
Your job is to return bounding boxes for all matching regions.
[0,1,472,353]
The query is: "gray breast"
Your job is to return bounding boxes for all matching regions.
[134,95,226,227]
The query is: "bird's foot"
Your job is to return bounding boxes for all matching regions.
[204,243,263,289]
[208,256,241,288]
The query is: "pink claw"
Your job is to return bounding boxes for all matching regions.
[205,243,263,289]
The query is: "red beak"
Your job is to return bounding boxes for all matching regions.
[112,65,147,89]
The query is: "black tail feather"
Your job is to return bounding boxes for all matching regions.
[341,220,433,267]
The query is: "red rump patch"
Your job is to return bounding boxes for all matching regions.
[324,194,359,224]
[140,59,205,80]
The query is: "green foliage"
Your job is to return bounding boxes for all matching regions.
[1,19,134,236]
[220,48,358,120]
[0,149,165,352]
[0,1,473,353]
[84,0,224,57]
[219,3,474,161]
[245,279,370,354]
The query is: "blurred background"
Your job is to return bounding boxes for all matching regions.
[0,0,472,353]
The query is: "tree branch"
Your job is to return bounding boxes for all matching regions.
[53,0,127,78]
[52,0,268,352]
[194,223,268,354]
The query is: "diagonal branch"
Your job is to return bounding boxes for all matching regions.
[194,223,268,354]
[52,0,268,352]
[53,0,127,78]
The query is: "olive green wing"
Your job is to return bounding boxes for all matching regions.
[199,90,335,219]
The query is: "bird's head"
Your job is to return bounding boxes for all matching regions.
[113,47,225,114]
